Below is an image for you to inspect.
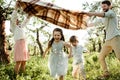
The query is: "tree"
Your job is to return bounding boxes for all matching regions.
[26,18,51,56]
[0,0,12,64]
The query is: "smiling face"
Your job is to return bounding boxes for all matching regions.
[71,41,78,47]
[101,4,110,12]
[101,1,111,12]
[53,31,62,42]
[69,35,79,47]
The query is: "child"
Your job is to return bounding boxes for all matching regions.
[69,35,86,80]
[10,2,31,75]
[43,28,72,80]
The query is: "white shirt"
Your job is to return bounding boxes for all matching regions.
[10,10,30,41]
[94,9,120,40]
[72,45,84,65]
[104,9,120,40]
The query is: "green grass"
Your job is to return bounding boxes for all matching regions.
[0,52,120,80]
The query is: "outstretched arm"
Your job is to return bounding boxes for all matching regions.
[84,12,105,17]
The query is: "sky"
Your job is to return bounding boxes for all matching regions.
[5,0,101,45]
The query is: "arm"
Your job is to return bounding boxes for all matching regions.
[10,10,18,32]
[64,42,72,58]
[20,14,32,28]
[85,12,105,17]
[84,10,115,18]
[43,47,50,58]
[10,2,19,32]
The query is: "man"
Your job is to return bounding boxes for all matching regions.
[83,0,120,78]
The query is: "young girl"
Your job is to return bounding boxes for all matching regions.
[69,35,86,80]
[10,2,31,75]
[43,28,72,80]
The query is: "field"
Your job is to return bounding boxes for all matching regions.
[0,52,120,80]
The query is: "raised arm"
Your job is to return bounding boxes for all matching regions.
[10,11,18,32]
[20,14,32,28]
[10,2,19,32]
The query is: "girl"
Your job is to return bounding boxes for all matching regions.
[43,28,72,80]
[10,2,31,75]
[69,35,86,80]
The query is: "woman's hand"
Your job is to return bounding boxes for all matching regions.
[15,1,20,10]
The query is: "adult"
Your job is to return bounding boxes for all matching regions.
[83,0,120,78]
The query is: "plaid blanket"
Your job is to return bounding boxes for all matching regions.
[17,0,88,30]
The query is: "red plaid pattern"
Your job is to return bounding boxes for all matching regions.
[18,1,88,30]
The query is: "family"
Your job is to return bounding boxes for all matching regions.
[10,0,120,80]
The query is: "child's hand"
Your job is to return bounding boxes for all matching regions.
[68,54,72,58]
[42,53,46,58]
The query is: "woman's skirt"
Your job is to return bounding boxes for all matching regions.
[14,39,29,62]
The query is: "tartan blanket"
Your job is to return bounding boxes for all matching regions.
[17,0,88,30]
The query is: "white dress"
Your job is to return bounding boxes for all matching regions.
[48,41,68,78]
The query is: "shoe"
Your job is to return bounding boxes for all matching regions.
[102,71,110,77]
[97,71,110,79]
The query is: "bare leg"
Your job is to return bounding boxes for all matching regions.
[20,61,26,73]
[14,61,22,74]
[79,64,86,80]
[72,65,79,79]
[72,71,78,79]
[59,75,64,80]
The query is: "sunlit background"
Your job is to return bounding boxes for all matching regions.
[5,0,102,46]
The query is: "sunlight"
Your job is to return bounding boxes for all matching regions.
[5,0,102,45]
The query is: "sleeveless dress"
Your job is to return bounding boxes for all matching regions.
[48,41,68,78]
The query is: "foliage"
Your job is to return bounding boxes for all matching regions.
[1,0,120,79]
[0,52,120,80]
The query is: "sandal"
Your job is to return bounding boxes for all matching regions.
[103,71,110,77]
[97,71,110,79]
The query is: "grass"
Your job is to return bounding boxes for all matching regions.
[0,52,120,80]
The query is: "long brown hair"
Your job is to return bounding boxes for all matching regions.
[47,28,65,49]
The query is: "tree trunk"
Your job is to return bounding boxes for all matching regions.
[93,41,96,52]
[33,46,37,55]
[0,7,10,63]
[98,42,101,52]
[36,28,44,56]
[98,38,102,52]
